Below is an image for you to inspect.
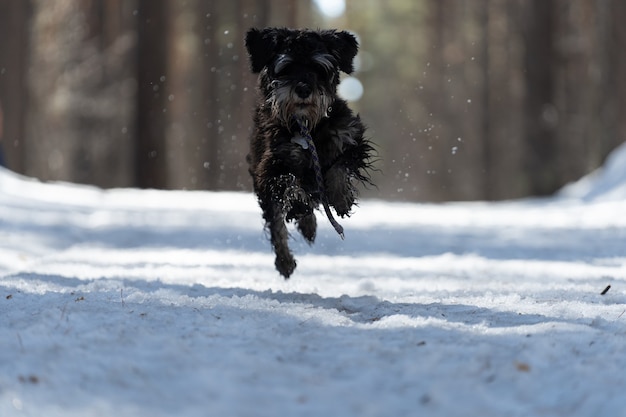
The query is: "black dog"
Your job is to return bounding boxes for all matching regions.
[245,27,375,278]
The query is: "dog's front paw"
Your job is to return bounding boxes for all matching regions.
[284,182,314,221]
[297,213,317,244]
[324,166,356,217]
[275,253,297,278]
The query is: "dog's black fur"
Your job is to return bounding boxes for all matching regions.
[245,27,375,278]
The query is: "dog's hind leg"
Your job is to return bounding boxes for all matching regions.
[297,213,317,244]
[268,205,297,278]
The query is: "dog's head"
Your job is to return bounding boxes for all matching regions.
[245,27,358,129]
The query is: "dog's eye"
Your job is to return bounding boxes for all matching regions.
[314,65,331,78]
[275,64,293,76]
[274,55,294,76]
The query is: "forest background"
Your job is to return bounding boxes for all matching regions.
[0,0,624,202]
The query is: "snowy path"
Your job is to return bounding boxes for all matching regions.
[1,165,626,416]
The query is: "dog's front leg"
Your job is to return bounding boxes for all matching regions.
[324,165,356,217]
[265,143,315,219]
[261,173,311,278]
[296,213,316,244]
[323,115,373,217]
[266,204,296,278]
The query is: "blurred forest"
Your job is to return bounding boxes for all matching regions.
[0,0,624,201]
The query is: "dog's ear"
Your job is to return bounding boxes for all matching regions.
[245,28,280,73]
[321,30,359,74]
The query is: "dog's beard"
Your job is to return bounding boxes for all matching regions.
[266,81,333,129]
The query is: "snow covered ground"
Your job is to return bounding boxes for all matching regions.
[1,145,626,417]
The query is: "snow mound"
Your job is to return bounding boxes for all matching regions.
[560,141,626,201]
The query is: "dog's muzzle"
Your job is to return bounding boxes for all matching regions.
[267,80,331,129]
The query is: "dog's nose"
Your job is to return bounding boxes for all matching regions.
[295,82,312,99]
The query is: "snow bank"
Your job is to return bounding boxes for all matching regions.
[560,141,626,201]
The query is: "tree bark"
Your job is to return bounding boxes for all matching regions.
[136,0,169,188]
[523,0,558,195]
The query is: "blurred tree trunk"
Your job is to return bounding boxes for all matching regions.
[480,1,525,200]
[161,0,208,190]
[74,0,136,187]
[136,0,169,188]
[425,0,448,201]
[479,1,492,200]
[616,1,626,155]
[523,0,558,196]
[199,0,220,190]
[0,0,32,172]
[598,0,625,168]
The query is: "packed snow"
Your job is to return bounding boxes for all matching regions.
[1,144,626,416]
